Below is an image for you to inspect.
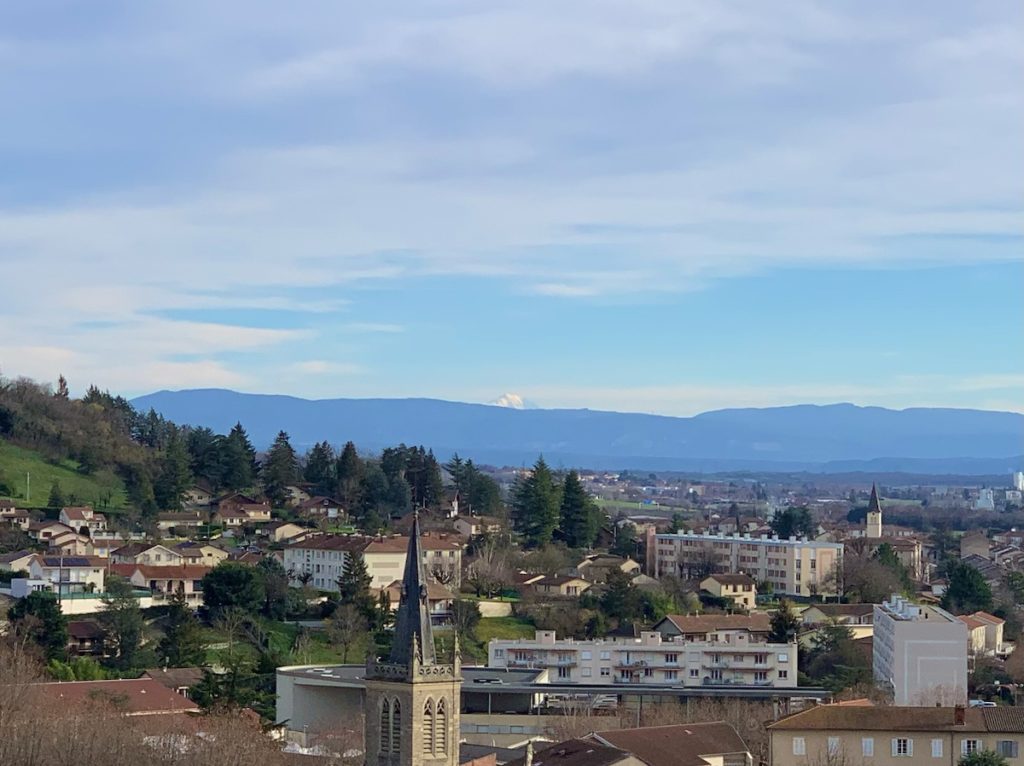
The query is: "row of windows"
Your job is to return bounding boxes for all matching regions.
[792,737,1019,759]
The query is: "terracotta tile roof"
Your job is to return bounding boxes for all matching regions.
[505,739,630,766]
[67,620,106,640]
[365,533,463,553]
[768,705,988,732]
[971,610,1005,626]
[595,722,749,766]
[30,678,199,715]
[61,506,97,521]
[959,615,988,631]
[131,565,212,581]
[981,707,1024,733]
[658,613,771,635]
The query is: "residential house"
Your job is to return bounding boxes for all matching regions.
[768,704,1024,766]
[489,629,797,688]
[653,613,772,642]
[454,516,503,539]
[215,492,272,523]
[173,543,229,567]
[960,532,991,560]
[27,520,75,544]
[295,496,345,520]
[262,521,313,544]
[142,667,204,699]
[59,506,107,536]
[576,554,642,583]
[700,573,757,610]
[283,532,464,591]
[111,543,185,567]
[873,596,967,705]
[112,564,210,604]
[380,579,455,623]
[801,603,875,626]
[213,508,249,528]
[46,530,93,556]
[182,484,214,508]
[27,554,107,595]
[0,549,36,573]
[958,611,1005,656]
[156,511,205,533]
[66,620,106,657]
[0,502,31,530]
[284,485,312,506]
[590,722,752,766]
[29,678,199,717]
[531,575,591,598]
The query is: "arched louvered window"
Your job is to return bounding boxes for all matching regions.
[423,698,435,755]
[435,698,448,754]
[379,698,391,754]
[390,699,401,753]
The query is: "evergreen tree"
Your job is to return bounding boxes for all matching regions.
[202,562,265,617]
[154,425,192,510]
[99,575,145,670]
[337,552,375,621]
[9,591,68,660]
[942,561,994,614]
[355,461,388,532]
[770,506,815,539]
[157,589,206,667]
[444,453,467,494]
[261,430,299,506]
[511,456,561,547]
[558,470,601,549]
[256,556,290,620]
[769,599,801,643]
[385,475,413,516]
[462,459,502,515]
[303,441,336,495]
[600,568,643,622]
[186,427,225,489]
[422,449,445,508]
[222,422,257,491]
[47,480,65,509]
[335,441,363,507]
[56,374,70,399]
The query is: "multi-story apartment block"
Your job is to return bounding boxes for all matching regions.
[646,528,842,597]
[284,533,463,591]
[873,596,967,705]
[488,630,798,689]
[768,704,1023,766]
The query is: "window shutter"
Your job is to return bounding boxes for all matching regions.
[892,739,899,757]
[907,740,913,757]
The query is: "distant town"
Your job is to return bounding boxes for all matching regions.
[1,375,1022,765]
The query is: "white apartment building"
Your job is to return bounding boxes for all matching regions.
[873,595,968,706]
[283,533,463,591]
[1013,471,1024,492]
[646,528,843,597]
[488,630,798,689]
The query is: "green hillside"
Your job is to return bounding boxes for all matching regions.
[0,439,128,510]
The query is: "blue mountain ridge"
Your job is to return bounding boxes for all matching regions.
[129,389,1024,474]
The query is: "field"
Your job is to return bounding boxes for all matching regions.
[0,439,128,510]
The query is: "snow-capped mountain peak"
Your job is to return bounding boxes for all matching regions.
[490,392,535,409]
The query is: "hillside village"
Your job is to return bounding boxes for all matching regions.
[1,378,1023,765]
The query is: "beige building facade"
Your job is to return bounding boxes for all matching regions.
[648,528,842,597]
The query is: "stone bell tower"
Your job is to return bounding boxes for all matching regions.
[865,483,883,539]
[364,512,461,766]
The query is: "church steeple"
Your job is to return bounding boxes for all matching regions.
[866,483,883,539]
[390,511,436,666]
[868,483,882,514]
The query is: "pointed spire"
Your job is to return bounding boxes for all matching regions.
[389,510,436,666]
[868,483,882,514]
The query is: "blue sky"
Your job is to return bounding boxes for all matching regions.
[0,1,1022,415]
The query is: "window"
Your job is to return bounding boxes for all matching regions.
[665,653,678,664]
[390,700,401,753]
[778,653,789,662]
[643,668,653,677]
[665,670,677,680]
[581,651,592,660]
[778,670,788,679]
[380,699,391,754]
[557,667,570,679]
[754,671,768,682]
[932,740,943,758]
[600,667,610,677]
[793,737,806,756]
[423,699,435,755]
[435,699,447,754]
[997,742,1019,759]
[710,669,722,681]
[892,738,912,757]
[828,738,840,756]
[494,649,504,658]
[582,668,592,678]
[962,741,981,756]
[689,669,699,678]
[862,737,874,757]
[600,651,611,660]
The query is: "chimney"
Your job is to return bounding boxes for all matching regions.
[954,704,966,726]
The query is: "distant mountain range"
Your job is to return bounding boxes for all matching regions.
[130,389,1024,475]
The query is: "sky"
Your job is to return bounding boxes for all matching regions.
[0,1,1022,416]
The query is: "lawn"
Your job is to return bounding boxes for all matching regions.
[0,439,128,510]
[475,616,535,643]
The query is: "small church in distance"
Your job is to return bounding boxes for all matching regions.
[363,513,462,766]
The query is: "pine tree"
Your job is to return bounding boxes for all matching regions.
[99,575,145,670]
[335,441,363,507]
[56,374,69,399]
[423,449,445,508]
[154,425,192,510]
[158,589,206,667]
[186,427,225,489]
[559,470,601,549]
[511,456,561,547]
[9,591,68,660]
[444,453,466,494]
[337,552,375,620]
[769,599,801,643]
[47,480,65,509]
[303,441,336,495]
[222,422,257,491]
[261,430,299,507]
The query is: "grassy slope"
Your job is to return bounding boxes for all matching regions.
[0,439,128,510]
